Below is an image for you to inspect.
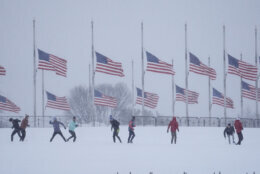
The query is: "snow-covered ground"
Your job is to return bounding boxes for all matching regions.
[0,126,259,174]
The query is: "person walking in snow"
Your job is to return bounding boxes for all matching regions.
[20,114,30,141]
[110,115,122,143]
[9,118,21,142]
[67,116,78,142]
[223,123,235,144]
[128,116,136,143]
[234,118,243,145]
[49,117,67,142]
[167,116,179,144]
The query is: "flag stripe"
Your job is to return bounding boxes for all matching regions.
[146,51,175,75]
[0,65,6,76]
[95,52,124,77]
[94,90,117,108]
[46,91,70,111]
[0,95,20,113]
[38,49,67,77]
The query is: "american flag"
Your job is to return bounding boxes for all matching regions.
[189,52,216,80]
[38,49,67,77]
[146,51,175,75]
[95,52,124,77]
[228,54,258,81]
[212,88,234,108]
[94,90,117,108]
[0,65,6,76]
[46,91,70,111]
[242,81,260,101]
[175,85,199,104]
[0,95,20,113]
[136,88,159,109]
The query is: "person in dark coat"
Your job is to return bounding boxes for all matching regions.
[127,116,136,143]
[9,118,21,142]
[110,115,122,143]
[223,123,235,144]
[20,115,30,141]
[49,117,67,142]
[234,118,243,145]
[167,117,179,144]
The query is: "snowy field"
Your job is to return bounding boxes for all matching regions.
[0,126,259,174]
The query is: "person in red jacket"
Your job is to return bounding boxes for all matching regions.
[234,118,243,145]
[127,116,136,143]
[20,115,30,141]
[167,116,179,144]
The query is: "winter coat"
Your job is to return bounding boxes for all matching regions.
[20,118,29,129]
[168,117,179,132]
[234,120,243,133]
[223,126,235,136]
[50,120,66,132]
[111,119,120,130]
[68,121,78,131]
[12,119,21,129]
[128,120,136,131]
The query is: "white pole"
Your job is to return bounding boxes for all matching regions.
[33,19,37,127]
[185,23,189,126]
[42,70,45,127]
[132,60,134,115]
[91,20,96,126]
[240,53,243,118]
[141,22,145,116]
[223,25,227,125]
[172,59,175,116]
[255,27,259,119]
[208,57,212,125]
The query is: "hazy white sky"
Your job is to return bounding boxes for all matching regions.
[0,0,259,118]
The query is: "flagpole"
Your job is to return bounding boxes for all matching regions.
[91,20,96,126]
[42,70,45,127]
[141,22,145,116]
[132,60,134,115]
[255,27,259,119]
[208,57,212,125]
[172,59,175,116]
[185,23,189,126]
[89,64,91,94]
[33,19,37,127]
[240,53,243,118]
[223,25,227,125]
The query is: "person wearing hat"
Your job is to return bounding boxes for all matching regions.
[223,123,235,144]
[9,118,21,142]
[67,116,78,142]
[234,118,243,145]
[167,116,179,144]
[109,115,122,143]
[20,114,30,141]
[128,116,136,143]
[49,117,67,142]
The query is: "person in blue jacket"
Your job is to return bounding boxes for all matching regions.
[49,117,67,142]
[67,116,78,142]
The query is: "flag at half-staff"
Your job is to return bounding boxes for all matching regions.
[189,52,216,80]
[175,85,199,104]
[228,54,258,81]
[146,51,175,75]
[46,91,70,111]
[0,65,6,76]
[212,88,234,108]
[38,49,67,77]
[95,52,124,77]
[0,95,20,113]
[135,88,159,109]
[242,81,260,101]
[94,90,117,108]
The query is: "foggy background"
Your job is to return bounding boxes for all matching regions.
[0,0,259,118]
